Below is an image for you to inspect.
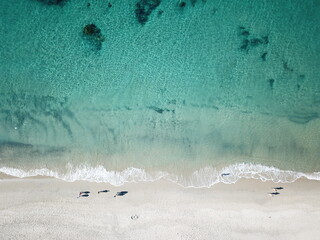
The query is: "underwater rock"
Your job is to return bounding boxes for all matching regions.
[83,24,105,50]
[37,0,67,6]
[135,0,161,25]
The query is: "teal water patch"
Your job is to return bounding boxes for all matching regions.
[0,0,320,176]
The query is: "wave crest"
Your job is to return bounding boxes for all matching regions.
[1,163,319,187]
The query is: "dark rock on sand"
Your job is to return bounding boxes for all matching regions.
[135,0,161,25]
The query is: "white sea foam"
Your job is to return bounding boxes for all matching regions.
[0,163,319,187]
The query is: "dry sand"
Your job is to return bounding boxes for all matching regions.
[0,175,320,240]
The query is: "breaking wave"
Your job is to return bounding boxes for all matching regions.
[0,163,319,188]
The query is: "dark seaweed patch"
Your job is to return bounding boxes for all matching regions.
[238,26,249,36]
[179,1,186,7]
[240,39,250,51]
[168,99,177,105]
[135,0,161,25]
[37,0,67,6]
[83,24,105,51]
[190,0,197,7]
[238,26,269,53]
[262,36,269,44]
[211,7,217,15]
[0,141,33,149]
[241,30,250,37]
[268,79,275,89]
[261,52,268,61]
[250,38,263,47]
[283,61,294,72]
[147,106,170,114]
[0,93,75,137]
[288,112,319,124]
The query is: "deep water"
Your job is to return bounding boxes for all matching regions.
[0,0,320,185]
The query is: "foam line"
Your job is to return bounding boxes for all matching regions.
[0,163,319,188]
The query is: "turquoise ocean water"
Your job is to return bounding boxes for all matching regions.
[0,0,320,186]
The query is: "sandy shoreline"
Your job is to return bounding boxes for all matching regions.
[1,176,320,240]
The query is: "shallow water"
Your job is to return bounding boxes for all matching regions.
[0,0,320,186]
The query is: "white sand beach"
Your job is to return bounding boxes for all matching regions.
[1,176,320,240]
